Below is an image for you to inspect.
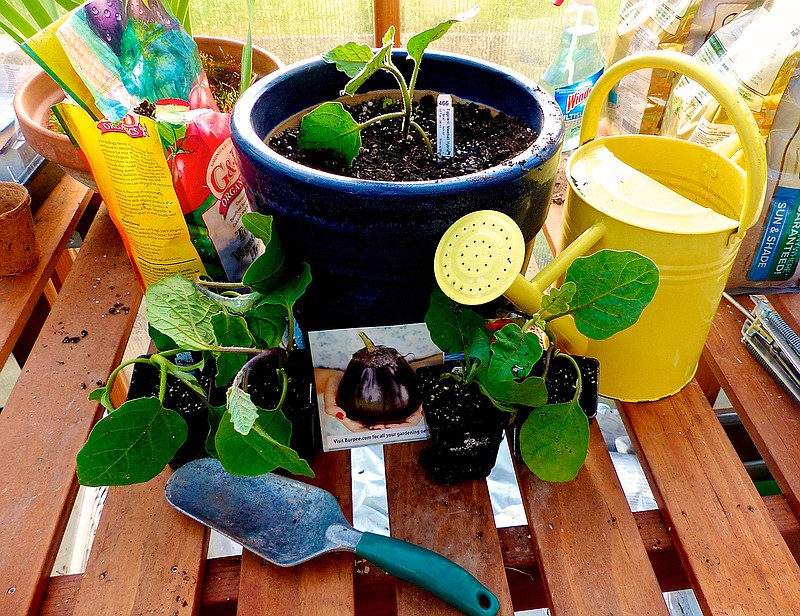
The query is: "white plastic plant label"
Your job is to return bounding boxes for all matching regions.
[436,94,454,158]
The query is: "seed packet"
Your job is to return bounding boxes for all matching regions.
[27,0,261,287]
[661,0,800,145]
[727,66,800,289]
[682,0,749,55]
[55,103,260,286]
[55,0,215,123]
[308,324,440,452]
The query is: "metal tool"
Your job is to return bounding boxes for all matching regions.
[723,292,800,405]
[165,458,500,616]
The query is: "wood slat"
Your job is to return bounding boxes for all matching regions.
[0,206,141,615]
[517,422,668,615]
[620,381,800,614]
[373,0,401,46]
[0,174,91,368]
[383,441,514,616]
[704,297,800,520]
[70,470,208,616]
[236,450,355,615]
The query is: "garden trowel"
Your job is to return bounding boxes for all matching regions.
[165,458,500,616]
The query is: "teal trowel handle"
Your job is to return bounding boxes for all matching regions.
[355,532,500,616]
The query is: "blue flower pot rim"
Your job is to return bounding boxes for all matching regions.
[232,49,564,193]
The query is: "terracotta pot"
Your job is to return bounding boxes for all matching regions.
[0,182,39,276]
[13,70,95,189]
[13,37,282,190]
[194,36,283,78]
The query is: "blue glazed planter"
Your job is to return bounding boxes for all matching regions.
[231,50,563,330]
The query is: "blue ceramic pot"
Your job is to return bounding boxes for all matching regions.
[231,50,563,330]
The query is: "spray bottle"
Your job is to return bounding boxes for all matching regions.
[539,0,605,152]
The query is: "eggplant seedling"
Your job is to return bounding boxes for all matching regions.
[76,212,315,486]
[296,6,479,166]
[423,249,659,482]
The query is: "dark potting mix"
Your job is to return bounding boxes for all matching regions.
[269,95,538,181]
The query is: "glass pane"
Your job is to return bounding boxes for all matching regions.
[399,0,620,83]
[191,0,374,65]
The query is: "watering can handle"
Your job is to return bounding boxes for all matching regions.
[579,50,767,240]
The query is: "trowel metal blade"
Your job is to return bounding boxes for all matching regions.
[165,458,357,566]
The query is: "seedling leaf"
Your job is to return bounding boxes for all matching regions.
[425,289,489,356]
[566,250,659,340]
[488,323,543,381]
[245,301,287,349]
[146,275,219,351]
[540,282,576,319]
[297,102,362,166]
[343,28,394,96]
[211,312,254,387]
[227,384,260,435]
[258,262,312,312]
[519,399,590,482]
[323,41,374,77]
[215,408,314,477]
[478,372,547,408]
[407,6,480,65]
[76,397,188,486]
[242,213,291,293]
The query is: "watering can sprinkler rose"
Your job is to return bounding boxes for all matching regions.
[435,51,767,402]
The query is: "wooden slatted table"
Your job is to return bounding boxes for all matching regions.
[2,172,800,616]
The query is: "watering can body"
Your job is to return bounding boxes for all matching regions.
[558,52,767,401]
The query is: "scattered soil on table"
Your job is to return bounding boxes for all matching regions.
[269,95,538,181]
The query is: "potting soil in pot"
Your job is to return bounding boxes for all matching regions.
[417,363,507,485]
[270,96,536,181]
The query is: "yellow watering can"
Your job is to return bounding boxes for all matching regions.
[433,51,767,402]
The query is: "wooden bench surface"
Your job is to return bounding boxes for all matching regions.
[1,173,800,616]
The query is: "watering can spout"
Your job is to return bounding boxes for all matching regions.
[433,209,598,355]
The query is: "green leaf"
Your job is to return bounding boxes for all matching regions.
[322,41,374,77]
[205,404,226,457]
[342,29,394,96]
[76,397,188,486]
[241,214,291,293]
[424,289,489,356]
[211,312,254,387]
[88,385,114,412]
[258,262,312,313]
[227,384,260,435]
[540,282,576,319]
[519,399,590,482]
[468,328,491,365]
[478,372,547,408]
[215,409,314,477]
[406,6,479,65]
[297,102,362,166]
[145,275,219,351]
[488,324,543,381]
[245,301,287,349]
[241,211,274,242]
[565,250,659,340]
[149,324,177,352]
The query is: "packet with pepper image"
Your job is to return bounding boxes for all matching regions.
[24,0,261,286]
[308,323,441,452]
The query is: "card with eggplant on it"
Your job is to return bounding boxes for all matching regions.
[308,323,442,451]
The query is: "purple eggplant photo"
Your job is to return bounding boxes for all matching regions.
[336,332,421,424]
